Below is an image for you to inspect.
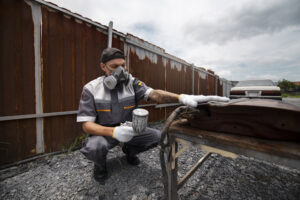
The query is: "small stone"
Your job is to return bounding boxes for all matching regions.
[81,161,88,167]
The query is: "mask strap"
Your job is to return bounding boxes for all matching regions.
[104,64,115,75]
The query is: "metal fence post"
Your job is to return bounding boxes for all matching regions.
[108,21,113,48]
[191,64,194,95]
[215,75,219,95]
[27,0,44,154]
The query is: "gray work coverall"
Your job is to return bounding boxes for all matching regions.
[77,74,161,167]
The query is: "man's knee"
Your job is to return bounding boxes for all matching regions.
[149,128,161,143]
[142,127,161,145]
[80,136,109,160]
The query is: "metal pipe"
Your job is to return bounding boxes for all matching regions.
[108,21,113,48]
[0,149,72,171]
[155,103,181,108]
[0,111,78,122]
[0,103,182,122]
[29,0,44,154]
[215,75,219,95]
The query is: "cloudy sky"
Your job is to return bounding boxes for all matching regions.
[46,0,300,81]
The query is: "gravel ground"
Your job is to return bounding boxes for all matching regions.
[0,122,299,200]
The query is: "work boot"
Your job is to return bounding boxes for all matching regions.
[93,164,107,185]
[122,145,140,165]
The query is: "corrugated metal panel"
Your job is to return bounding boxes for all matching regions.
[207,74,216,95]
[127,45,165,121]
[194,72,199,95]
[184,65,193,94]
[43,115,82,153]
[143,107,165,122]
[40,6,117,151]
[198,71,208,95]
[41,7,106,113]
[166,61,192,94]
[0,0,36,116]
[0,119,37,165]
[128,45,165,91]
[0,0,37,165]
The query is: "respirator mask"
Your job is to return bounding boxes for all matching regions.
[103,66,129,90]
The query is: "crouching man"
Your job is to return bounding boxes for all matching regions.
[77,47,229,184]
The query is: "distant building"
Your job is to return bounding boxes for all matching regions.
[293,81,300,86]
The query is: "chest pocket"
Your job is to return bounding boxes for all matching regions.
[120,97,136,122]
[96,103,114,125]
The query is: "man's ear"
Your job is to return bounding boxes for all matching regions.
[100,63,106,72]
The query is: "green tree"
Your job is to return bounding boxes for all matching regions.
[277,79,296,92]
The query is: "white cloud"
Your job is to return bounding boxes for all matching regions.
[46,0,300,81]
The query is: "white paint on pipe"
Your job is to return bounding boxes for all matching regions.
[26,0,44,154]
[108,21,113,48]
[124,42,130,72]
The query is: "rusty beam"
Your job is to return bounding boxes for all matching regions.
[177,152,211,189]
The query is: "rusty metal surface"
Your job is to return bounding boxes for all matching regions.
[0,0,37,165]
[143,107,165,122]
[0,119,36,165]
[194,70,209,95]
[193,72,199,95]
[0,0,36,116]
[41,7,108,113]
[128,45,165,91]
[166,62,192,94]
[188,99,300,141]
[43,115,82,153]
[183,65,193,94]
[207,74,215,95]
[128,45,166,121]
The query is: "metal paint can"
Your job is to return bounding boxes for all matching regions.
[132,108,149,134]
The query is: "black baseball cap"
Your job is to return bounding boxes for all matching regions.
[100,48,125,63]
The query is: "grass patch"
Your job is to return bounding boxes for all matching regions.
[67,133,89,153]
[282,93,300,98]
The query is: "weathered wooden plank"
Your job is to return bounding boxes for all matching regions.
[170,121,300,160]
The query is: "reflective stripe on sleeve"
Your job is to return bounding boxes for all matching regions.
[76,116,96,122]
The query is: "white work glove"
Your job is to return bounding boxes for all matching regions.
[179,94,229,107]
[112,126,135,142]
